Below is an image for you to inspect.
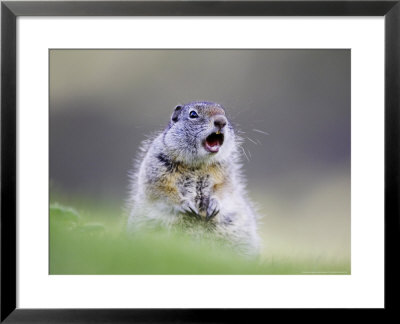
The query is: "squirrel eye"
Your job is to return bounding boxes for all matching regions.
[189,111,199,118]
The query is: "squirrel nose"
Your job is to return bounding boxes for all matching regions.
[214,116,227,129]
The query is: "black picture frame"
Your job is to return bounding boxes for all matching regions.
[1,0,399,322]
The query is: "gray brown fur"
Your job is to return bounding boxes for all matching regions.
[127,101,260,255]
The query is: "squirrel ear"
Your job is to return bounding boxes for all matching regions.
[171,105,183,122]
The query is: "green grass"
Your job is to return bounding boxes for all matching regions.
[49,202,350,275]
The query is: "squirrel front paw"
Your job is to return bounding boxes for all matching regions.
[206,198,220,221]
[178,200,201,220]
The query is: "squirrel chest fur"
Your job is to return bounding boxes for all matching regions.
[128,101,260,255]
[147,155,229,218]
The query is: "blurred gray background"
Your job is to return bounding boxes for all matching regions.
[50,49,350,262]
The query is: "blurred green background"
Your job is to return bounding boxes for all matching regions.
[49,49,350,274]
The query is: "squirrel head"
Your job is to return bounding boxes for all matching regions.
[163,101,236,165]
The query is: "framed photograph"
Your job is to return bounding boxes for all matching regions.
[1,0,399,321]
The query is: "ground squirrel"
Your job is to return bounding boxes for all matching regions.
[127,101,260,255]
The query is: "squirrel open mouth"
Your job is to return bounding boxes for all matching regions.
[204,132,224,153]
